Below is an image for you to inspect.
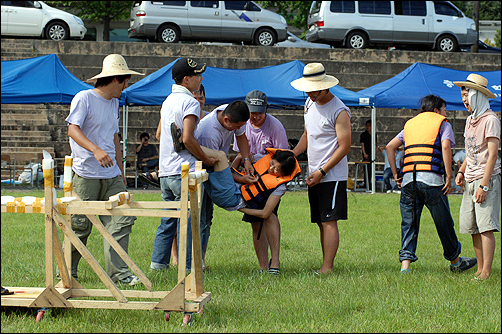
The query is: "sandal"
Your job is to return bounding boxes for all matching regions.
[1,286,14,295]
[170,122,185,152]
[138,172,160,188]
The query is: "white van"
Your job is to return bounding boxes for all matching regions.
[1,0,86,40]
[128,1,287,46]
[306,1,477,52]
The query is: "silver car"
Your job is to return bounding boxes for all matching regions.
[128,1,287,46]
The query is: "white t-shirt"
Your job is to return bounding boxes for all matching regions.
[66,89,121,179]
[304,95,351,182]
[195,104,245,153]
[158,87,201,177]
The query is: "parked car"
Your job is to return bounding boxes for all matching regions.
[306,1,476,52]
[275,31,332,48]
[128,1,287,46]
[1,1,86,41]
[461,40,501,53]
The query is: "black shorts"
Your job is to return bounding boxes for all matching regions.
[242,200,280,223]
[308,180,348,223]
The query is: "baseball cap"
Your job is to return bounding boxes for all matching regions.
[245,90,268,113]
[172,58,206,82]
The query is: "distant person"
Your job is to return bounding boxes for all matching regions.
[136,132,158,173]
[378,145,403,193]
[290,63,351,275]
[386,94,477,275]
[65,54,144,285]
[360,119,377,189]
[454,74,500,280]
[232,90,289,272]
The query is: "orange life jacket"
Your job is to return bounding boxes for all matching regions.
[402,112,446,175]
[233,148,301,209]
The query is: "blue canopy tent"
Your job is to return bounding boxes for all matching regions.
[120,58,371,107]
[119,58,372,170]
[358,62,501,193]
[1,54,93,104]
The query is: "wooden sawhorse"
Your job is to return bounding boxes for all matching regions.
[1,153,210,326]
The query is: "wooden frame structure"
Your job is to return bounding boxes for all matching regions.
[1,153,210,325]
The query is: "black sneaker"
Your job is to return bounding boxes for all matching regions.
[450,257,477,273]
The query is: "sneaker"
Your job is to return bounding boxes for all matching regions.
[450,257,477,273]
[120,275,141,286]
[400,268,410,274]
[386,189,392,193]
[392,189,401,194]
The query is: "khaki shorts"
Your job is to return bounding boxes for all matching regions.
[459,174,501,234]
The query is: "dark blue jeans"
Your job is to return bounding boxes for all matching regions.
[399,181,461,263]
[383,167,397,191]
[150,175,192,270]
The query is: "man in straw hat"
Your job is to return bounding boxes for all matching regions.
[150,57,218,272]
[454,73,500,280]
[65,54,144,286]
[290,63,351,275]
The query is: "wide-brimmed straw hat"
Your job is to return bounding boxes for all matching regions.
[87,54,144,82]
[453,73,496,98]
[290,63,339,92]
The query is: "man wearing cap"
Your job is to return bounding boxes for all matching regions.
[454,73,500,280]
[195,100,254,270]
[290,63,351,275]
[150,57,218,272]
[232,90,288,273]
[65,54,144,286]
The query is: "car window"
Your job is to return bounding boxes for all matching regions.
[2,1,35,7]
[394,1,426,16]
[151,1,186,5]
[434,1,461,17]
[358,1,391,15]
[190,1,218,8]
[330,1,355,13]
[309,1,322,15]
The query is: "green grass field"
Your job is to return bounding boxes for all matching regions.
[1,189,500,333]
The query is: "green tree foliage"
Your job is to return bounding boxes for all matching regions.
[45,1,133,41]
[257,1,312,36]
[451,1,500,20]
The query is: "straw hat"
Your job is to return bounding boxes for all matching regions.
[290,63,339,92]
[453,73,496,98]
[87,54,144,82]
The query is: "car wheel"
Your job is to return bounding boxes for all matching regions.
[45,21,69,41]
[346,31,368,49]
[436,34,458,52]
[254,28,276,46]
[157,25,180,43]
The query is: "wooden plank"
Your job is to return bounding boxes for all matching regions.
[83,212,153,291]
[28,285,73,308]
[67,207,181,218]
[184,292,212,313]
[189,189,204,298]
[52,221,71,289]
[177,163,190,283]
[52,211,127,303]
[153,280,185,312]
[67,288,171,299]
[44,169,54,288]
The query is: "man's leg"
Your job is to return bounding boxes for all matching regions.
[318,220,339,273]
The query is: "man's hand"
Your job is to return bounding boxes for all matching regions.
[241,174,258,184]
[243,159,255,175]
[94,147,114,168]
[306,170,323,187]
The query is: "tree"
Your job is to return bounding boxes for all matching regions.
[451,1,501,20]
[257,1,312,37]
[45,1,133,41]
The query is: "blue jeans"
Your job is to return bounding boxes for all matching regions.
[383,167,398,191]
[151,175,192,270]
[200,184,213,257]
[139,158,159,173]
[399,181,461,263]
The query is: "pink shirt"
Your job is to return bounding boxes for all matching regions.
[464,110,501,182]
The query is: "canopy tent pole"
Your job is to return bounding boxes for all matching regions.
[371,105,376,194]
[122,105,129,172]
